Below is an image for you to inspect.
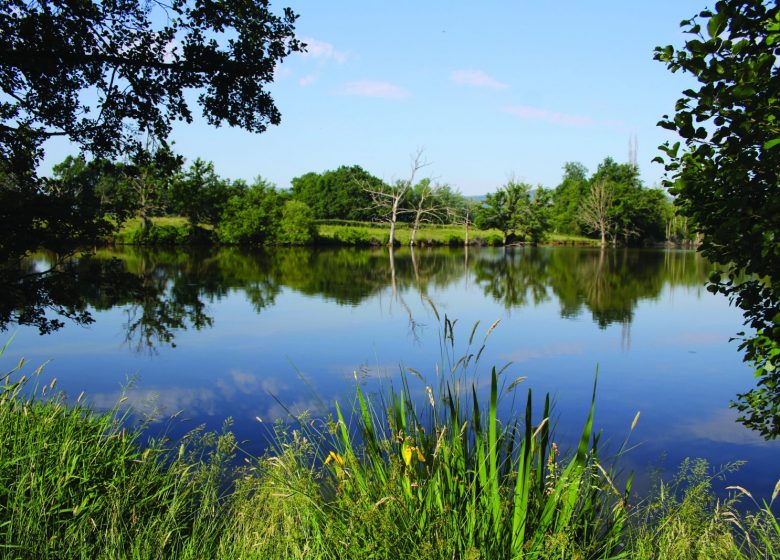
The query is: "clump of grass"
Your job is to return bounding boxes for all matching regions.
[628,459,745,559]
[627,458,780,559]
[0,340,233,559]
[245,314,633,559]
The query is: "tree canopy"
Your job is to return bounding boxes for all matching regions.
[290,165,383,221]
[655,0,780,437]
[0,0,302,259]
[0,0,301,333]
[475,181,551,245]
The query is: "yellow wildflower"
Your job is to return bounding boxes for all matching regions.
[324,451,345,466]
[401,443,425,467]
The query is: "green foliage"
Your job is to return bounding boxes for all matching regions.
[0,157,113,263]
[116,147,184,231]
[550,159,673,246]
[291,165,383,221]
[0,0,303,260]
[590,157,668,245]
[277,200,318,245]
[0,351,234,559]
[131,223,192,246]
[0,0,300,335]
[171,159,234,229]
[655,0,780,437]
[476,181,553,244]
[551,162,590,235]
[218,178,283,245]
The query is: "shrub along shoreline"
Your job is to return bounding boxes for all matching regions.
[2,322,777,559]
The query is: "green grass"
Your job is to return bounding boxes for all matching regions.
[317,221,599,247]
[110,216,598,247]
[1,321,778,559]
[0,341,234,558]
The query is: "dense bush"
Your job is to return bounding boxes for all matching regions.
[131,224,191,246]
[277,200,317,245]
[218,179,282,245]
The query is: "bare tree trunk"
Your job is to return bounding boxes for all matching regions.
[389,217,398,247]
[410,213,420,246]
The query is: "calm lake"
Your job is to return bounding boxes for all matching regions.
[6,246,779,496]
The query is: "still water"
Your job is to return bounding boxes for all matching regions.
[6,246,779,496]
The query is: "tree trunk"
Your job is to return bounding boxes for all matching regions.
[388,218,397,246]
[410,212,421,246]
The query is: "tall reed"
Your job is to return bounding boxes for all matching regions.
[244,314,633,559]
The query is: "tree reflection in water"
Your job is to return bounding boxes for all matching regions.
[1,246,711,353]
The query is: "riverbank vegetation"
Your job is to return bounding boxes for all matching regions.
[35,151,683,250]
[1,324,778,559]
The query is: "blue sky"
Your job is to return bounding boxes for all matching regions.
[51,1,709,195]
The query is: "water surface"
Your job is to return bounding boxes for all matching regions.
[6,246,778,496]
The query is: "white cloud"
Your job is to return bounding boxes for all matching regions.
[298,73,319,86]
[451,69,509,90]
[341,80,410,99]
[503,104,599,127]
[299,38,349,64]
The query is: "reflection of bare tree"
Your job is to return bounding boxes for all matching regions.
[388,246,422,340]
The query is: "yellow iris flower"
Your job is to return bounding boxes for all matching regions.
[401,444,425,467]
[324,451,345,466]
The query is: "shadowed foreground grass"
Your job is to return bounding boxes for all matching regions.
[0,321,778,559]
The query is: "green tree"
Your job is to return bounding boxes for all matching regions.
[277,200,317,245]
[655,0,780,437]
[290,165,382,221]
[0,0,301,331]
[476,181,550,244]
[551,162,589,235]
[218,178,282,245]
[526,188,553,244]
[581,157,669,245]
[116,146,183,234]
[476,181,529,245]
[171,159,235,231]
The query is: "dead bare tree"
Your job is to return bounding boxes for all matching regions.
[578,179,615,247]
[449,200,477,246]
[364,149,429,246]
[406,179,448,246]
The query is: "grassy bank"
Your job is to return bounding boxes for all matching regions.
[1,323,777,559]
[110,216,599,247]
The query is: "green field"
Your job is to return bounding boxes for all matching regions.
[316,221,598,247]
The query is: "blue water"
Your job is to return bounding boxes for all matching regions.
[5,246,778,499]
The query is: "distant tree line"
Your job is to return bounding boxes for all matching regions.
[38,150,684,248]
